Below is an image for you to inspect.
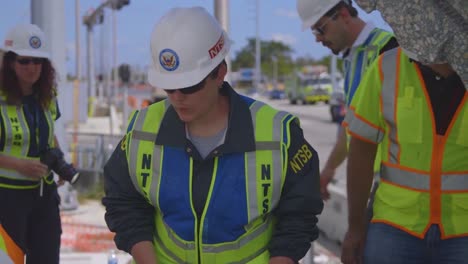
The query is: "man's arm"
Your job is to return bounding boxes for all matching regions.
[102,140,156,255]
[346,137,377,231]
[268,120,324,263]
[320,126,348,199]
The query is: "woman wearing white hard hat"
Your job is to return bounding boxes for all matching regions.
[103,6,323,264]
[0,24,68,264]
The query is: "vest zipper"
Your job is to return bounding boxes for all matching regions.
[430,135,444,224]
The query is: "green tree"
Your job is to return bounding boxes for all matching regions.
[295,55,344,73]
[231,38,295,79]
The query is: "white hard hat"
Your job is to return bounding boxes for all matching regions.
[1,24,50,59]
[297,0,342,31]
[147,6,232,90]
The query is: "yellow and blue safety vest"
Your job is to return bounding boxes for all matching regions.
[124,98,297,263]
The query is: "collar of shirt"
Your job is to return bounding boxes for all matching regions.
[155,82,256,155]
[342,22,376,60]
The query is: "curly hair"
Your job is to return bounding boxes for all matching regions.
[0,51,57,109]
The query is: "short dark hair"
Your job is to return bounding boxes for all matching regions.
[0,51,57,108]
[325,1,358,18]
[184,59,227,90]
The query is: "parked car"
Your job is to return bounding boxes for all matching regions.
[329,89,346,123]
[269,89,286,100]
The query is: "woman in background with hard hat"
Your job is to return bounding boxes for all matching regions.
[0,24,63,264]
[103,6,323,264]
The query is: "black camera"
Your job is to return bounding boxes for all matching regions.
[40,148,80,184]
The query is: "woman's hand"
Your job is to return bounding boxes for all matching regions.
[14,159,49,179]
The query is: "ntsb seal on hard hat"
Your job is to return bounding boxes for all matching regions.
[29,36,42,49]
[147,6,232,90]
[159,48,179,72]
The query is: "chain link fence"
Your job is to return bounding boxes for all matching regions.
[65,132,123,194]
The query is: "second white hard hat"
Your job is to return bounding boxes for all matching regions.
[296,0,342,31]
[1,24,50,59]
[147,6,232,90]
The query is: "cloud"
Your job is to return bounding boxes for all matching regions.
[271,33,297,45]
[274,8,298,19]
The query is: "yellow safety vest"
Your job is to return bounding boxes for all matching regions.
[0,91,57,188]
[125,99,295,263]
[346,48,468,238]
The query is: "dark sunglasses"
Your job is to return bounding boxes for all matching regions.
[164,83,205,95]
[16,58,44,65]
[312,12,339,36]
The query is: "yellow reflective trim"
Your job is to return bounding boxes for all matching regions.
[456,105,468,146]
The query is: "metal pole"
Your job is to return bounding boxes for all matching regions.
[73,0,81,164]
[86,25,95,111]
[254,0,261,91]
[109,9,117,135]
[214,0,231,82]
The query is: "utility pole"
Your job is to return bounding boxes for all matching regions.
[214,0,231,82]
[73,0,81,164]
[254,0,261,91]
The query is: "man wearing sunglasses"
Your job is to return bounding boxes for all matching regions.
[296,0,397,210]
[103,6,324,264]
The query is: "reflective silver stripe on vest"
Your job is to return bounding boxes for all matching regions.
[149,144,162,209]
[255,141,280,150]
[381,164,468,191]
[380,49,400,163]
[132,130,156,142]
[203,216,271,253]
[154,232,190,264]
[128,108,148,196]
[246,101,287,222]
[442,173,468,191]
[381,164,429,191]
[345,110,384,143]
[0,168,34,180]
[271,110,289,210]
[246,102,262,221]
[157,219,196,251]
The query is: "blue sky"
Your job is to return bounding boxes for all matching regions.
[1,1,392,74]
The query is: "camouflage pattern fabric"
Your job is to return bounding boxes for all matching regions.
[356,0,467,89]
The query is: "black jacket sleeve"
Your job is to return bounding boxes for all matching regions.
[101,140,155,253]
[268,119,323,262]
